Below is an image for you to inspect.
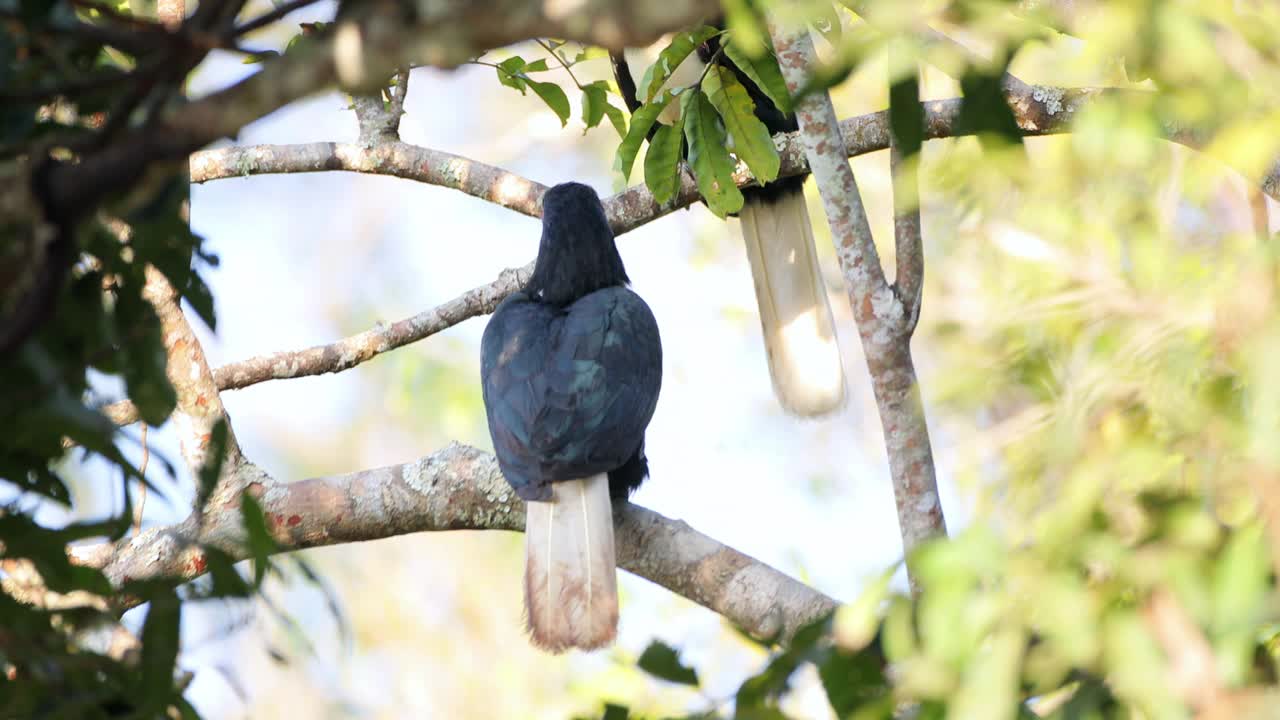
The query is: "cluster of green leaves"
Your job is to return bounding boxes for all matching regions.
[485,42,628,137]
[578,615,891,720]
[480,25,797,219]
[615,25,793,217]
[1,0,134,153]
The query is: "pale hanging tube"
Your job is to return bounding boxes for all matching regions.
[739,186,847,416]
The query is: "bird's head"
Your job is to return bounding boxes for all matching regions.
[526,182,630,306]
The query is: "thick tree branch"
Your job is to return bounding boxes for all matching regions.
[38,0,722,221]
[770,23,946,578]
[140,260,267,511]
[190,142,547,217]
[73,442,837,644]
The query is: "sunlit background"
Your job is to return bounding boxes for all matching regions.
[38,1,1280,717]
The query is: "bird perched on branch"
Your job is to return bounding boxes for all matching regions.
[613,31,846,417]
[480,182,663,652]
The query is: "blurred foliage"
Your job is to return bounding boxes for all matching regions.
[573,0,1280,719]
[1,0,296,716]
[5,0,1280,718]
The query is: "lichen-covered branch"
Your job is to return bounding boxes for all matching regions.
[770,23,946,575]
[352,68,411,145]
[73,442,837,643]
[190,142,548,218]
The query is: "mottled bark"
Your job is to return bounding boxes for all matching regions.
[73,443,836,644]
[770,23,946,576]
[142,268,242,476]
[352,69,410,146]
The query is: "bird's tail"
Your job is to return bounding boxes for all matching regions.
[739,185,847,417]
[523,473,619,653]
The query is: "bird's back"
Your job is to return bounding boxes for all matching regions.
[480,286,662,501]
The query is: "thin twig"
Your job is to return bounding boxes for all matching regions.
[534,39,583,89]
[233,0,321,37]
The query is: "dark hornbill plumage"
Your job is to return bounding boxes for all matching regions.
[480,182,663,652]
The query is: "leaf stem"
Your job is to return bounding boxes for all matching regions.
[695,44,727,88]
[535,38,584,90]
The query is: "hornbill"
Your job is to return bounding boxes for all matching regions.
[480,182,663,652]
[613,33,847,417]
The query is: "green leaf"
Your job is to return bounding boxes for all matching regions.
[138,588,181,708]
[818,646,891,718]
[2,465,72,504]
[956,55,1024,151]
[736,652,802,710]
[614,88,680,182]
[888,44,924,160]
[602,704,629,720]
[644,123,684,205]
[241,50,279,64]
[582,80,608,133]
[572,47,609,64]
[791,612,836,654]
[529,80,571,127]
[636,640,700,686]
[496,56,528,92]
[202,547,253,598]
[1212,523,1268,684]
[703,64,780,184]
[736,709,792,720]
[811,3,843,45]
[523,58,550,73]
[182,268,217,331]
[602,103,627,138]
[240,492,278,587]
[641,25,719,101]
[0,513,115,594]
[722,0,768,59]
[174,696,202,720]
[947,628,1025,720]
[722,40,792,115]
[118,297,176,427]
[881,596,917,661]
[682,90,744,218]
[196,418,229,510]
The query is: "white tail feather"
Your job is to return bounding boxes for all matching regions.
[739,189,847,417]
[523,474,618,653]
